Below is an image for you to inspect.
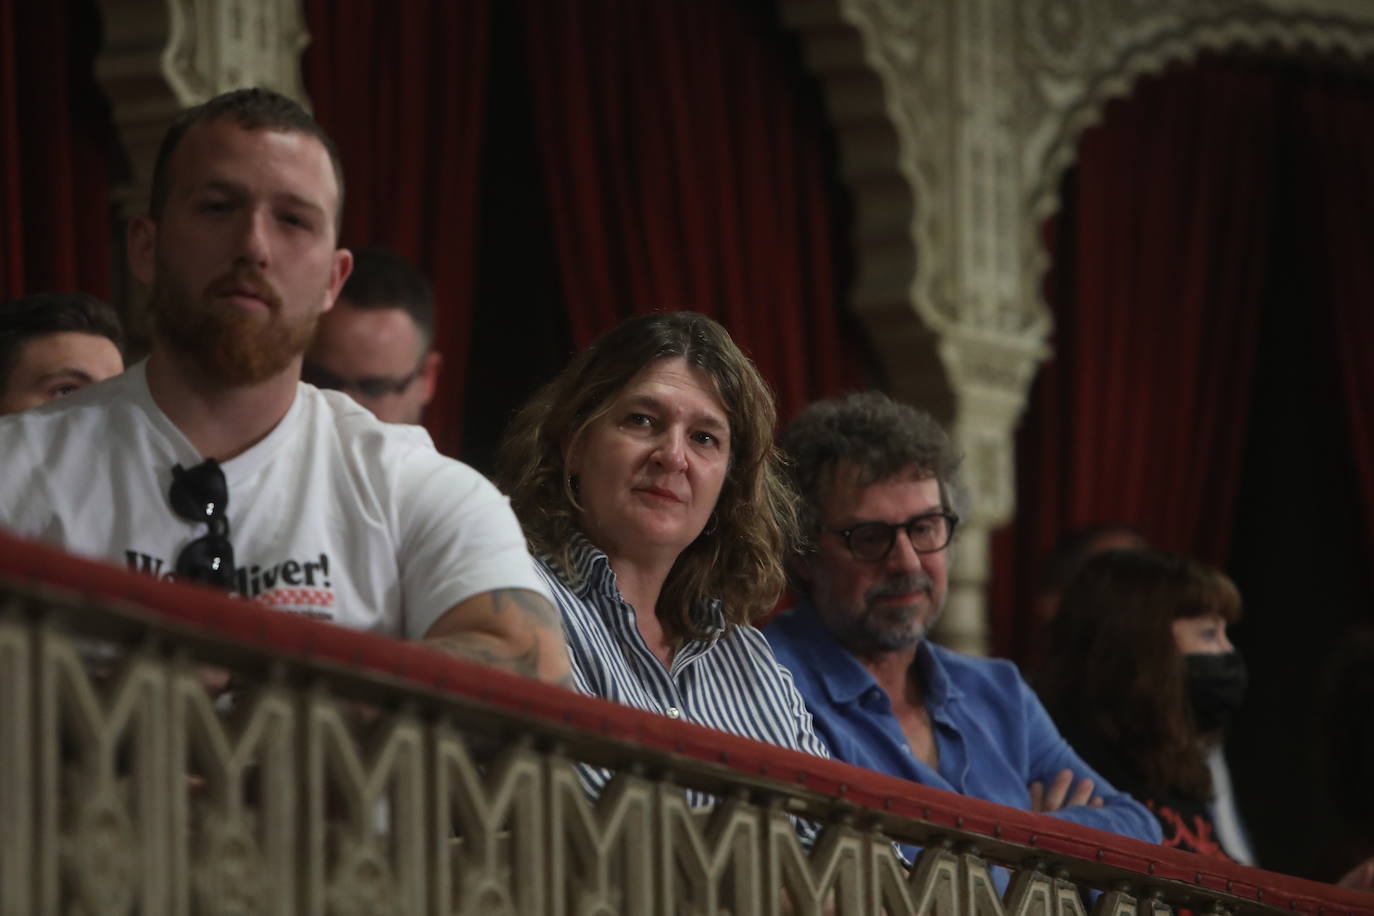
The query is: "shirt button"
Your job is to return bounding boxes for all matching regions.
[666,706,682,719]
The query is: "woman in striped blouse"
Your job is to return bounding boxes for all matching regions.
[496,311,831,777]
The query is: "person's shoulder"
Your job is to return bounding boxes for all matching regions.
[721,619,774,656]
[533,555,581,609]
[761,605,836,686]
[303,386,477,473]
[306,386,433,447]
[927,642,1026,688]
[719,622,819,695]
[26,363,135,416]
[295,391,508,528]
[0,369,135,448]
[761,605,806,657]
[0,373,141,525]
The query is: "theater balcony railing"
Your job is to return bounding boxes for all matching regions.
[2,531,1372,916]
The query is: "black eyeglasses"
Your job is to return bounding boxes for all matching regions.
[169,459,236,590]
[302,360,424,399]
[828,511,959,562]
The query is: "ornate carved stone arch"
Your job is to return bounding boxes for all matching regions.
[778,0,1374,653]
[778,1,959,425]
[1020,3,1374,308]
[779,0,1053,653]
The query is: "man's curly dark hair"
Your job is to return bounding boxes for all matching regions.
[779,390,963,552]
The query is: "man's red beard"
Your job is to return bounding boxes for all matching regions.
[152,267,318,386]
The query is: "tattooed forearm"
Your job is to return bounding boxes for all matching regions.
[427,635,576,689]
[483,588,563,629]
[422,588,573,686]
[426,635,542,677]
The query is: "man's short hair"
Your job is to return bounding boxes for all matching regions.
[0,293,124,398]
[780,391,962,547]
[148,87,345,233]
[337,248,436,347]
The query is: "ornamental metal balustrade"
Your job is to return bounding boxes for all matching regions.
[1,531,1371,916]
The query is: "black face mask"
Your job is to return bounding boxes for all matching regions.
[1183,651,1247,733]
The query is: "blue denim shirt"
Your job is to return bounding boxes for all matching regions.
[765,601,1162,851]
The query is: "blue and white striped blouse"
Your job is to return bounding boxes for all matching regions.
[536,537,832,775]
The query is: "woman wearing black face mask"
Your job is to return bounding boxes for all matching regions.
[1034,549,1252,861]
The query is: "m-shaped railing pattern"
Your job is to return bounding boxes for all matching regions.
[1,530,1371,915]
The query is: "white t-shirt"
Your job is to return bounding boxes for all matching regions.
[0,360,550,639]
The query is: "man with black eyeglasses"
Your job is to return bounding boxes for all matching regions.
[764,392,1160,859]
[303,247,441,426]
[0,88,570,686]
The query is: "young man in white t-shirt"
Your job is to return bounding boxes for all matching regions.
[0,88,570,686]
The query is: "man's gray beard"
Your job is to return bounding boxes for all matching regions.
[848,607,943,656]
[831,573,943,658]
[152,285,316,386]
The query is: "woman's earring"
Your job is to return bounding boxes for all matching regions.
[703,512,719,536]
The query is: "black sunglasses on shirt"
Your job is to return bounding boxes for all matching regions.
[169,458,236,590]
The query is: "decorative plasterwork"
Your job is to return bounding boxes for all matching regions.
[94,0,311,217]
[163,0,309,103]
[1017,0,1374,302]
[779,0,958,426]
[779,0,1056,653]
[779,0,1374,652]
[780,0,1049,515]
[782,0,1374,497]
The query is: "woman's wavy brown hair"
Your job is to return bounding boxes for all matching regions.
[495,311,798,642]
[1036,549,1241,801]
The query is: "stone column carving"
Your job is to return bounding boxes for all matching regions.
[781,0,1049,654]
[781,0,1374,653]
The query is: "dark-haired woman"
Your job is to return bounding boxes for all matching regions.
[496,311,830,787]
[1035,549,1251,860]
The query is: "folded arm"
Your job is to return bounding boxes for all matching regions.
[1030,768,1104,812]
[1020,682,1162,842]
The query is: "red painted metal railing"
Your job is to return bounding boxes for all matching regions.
[2,529,1372,916]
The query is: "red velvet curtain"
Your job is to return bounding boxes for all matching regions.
[302,1,490,457]
[990,61,1283,661]
[1301,81,1374,561]
[0,0,112,298]
[520,0,866,419]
